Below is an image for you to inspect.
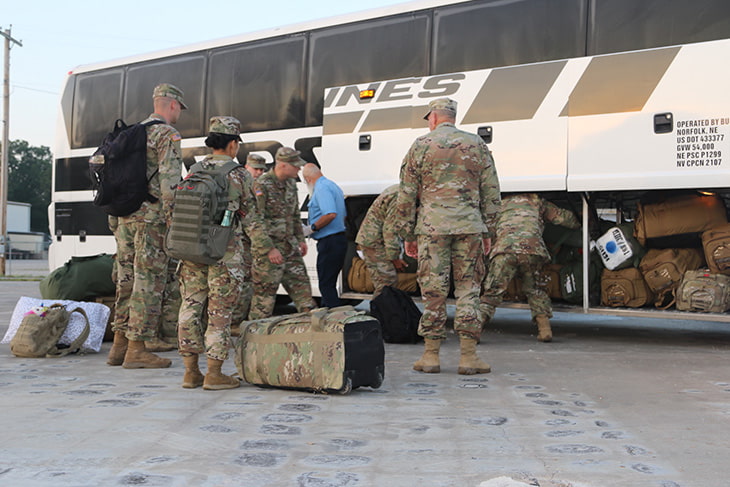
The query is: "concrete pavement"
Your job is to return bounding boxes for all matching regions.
[0,263,729,486]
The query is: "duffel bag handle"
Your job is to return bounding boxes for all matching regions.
[46,306,90,358]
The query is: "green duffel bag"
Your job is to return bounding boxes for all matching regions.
[675,269,730,313]
[40,254,116,301]
[558,253,602,305]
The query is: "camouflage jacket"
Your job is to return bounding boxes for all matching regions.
[253,169,304,252]
[196,155,273,261]
[395,122,501,238]
[491,193,580,260]
[355,184,401,260]
[123,113,183,224]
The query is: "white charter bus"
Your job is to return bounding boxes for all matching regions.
[51,0,730,321]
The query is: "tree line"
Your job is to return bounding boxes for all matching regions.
[2,140,52,234]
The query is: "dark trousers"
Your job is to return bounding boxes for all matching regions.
[316,232,347,308]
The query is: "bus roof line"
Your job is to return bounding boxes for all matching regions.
[67,0,472,76]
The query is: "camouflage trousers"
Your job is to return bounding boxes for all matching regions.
[480,253,552,323]
[112,220,168,341]
[177,260,243,361]
[161,258,181,340]
[417,234,485,341]
[248,245,315,320]
[112,254,179,340]
[361,246,398,298]
[230,237,253,325]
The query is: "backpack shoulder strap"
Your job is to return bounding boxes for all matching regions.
[141,120,166,178]
[221,160,241,174]
[142,119,165,128]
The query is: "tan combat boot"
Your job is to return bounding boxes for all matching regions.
[458,336,491,375]
[182,354,204,389]
[203,358,240,390]
[107,331,128,366]
[535,315,553,342]
[145,336,176,352]
[413,338,441,373]
[122,340,172,369]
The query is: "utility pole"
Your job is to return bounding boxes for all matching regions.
[0,26,22,276]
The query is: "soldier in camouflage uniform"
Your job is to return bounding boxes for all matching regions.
[355,184,408,298]
[395,98,501,375]
[107,83,186,370]
[230,153,269,336]
[248,147,316,320]
[481,193,580,342]
[245,153,267,180]
[177,116,273,390]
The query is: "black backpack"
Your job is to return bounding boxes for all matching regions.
[89,119,163,216]
[369,285,422,344]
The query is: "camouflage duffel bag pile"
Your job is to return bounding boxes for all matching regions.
[235,306,384,394]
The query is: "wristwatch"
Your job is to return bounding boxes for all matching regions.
[311,223,317,232]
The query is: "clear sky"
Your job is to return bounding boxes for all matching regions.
[2,0,408,150]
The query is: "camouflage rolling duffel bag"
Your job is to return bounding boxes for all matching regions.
[675,269,730,313]
[236,306,384,394]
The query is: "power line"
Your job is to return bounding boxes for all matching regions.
[12,84,57,95]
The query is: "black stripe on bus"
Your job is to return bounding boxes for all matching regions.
[360,105,431,132]
[462,61,568,124]
[322,111,366,135]
[560,46,680,117]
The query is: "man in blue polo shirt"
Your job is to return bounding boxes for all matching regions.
[302,163,347,308]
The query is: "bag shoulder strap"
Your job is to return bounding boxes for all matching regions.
[46,307,90,358]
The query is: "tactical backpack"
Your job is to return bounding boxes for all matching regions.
[90,119,163,216]
[675,269,730,313]
[639,247,705,309]
[600,267,654,308]
[10,304,90,358]
[701,224,730,275]
[165,160,240,265]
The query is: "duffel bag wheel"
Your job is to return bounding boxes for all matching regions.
[338,376,353,395]
[371,369,384,389]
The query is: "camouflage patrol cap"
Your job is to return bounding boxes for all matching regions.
[153,83,188,109]
[423,97,457,120]
[209,116,242,140]
[275,147,306,167]
[246,153,267,169]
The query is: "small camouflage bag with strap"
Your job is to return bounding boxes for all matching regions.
[10,304,90,358]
